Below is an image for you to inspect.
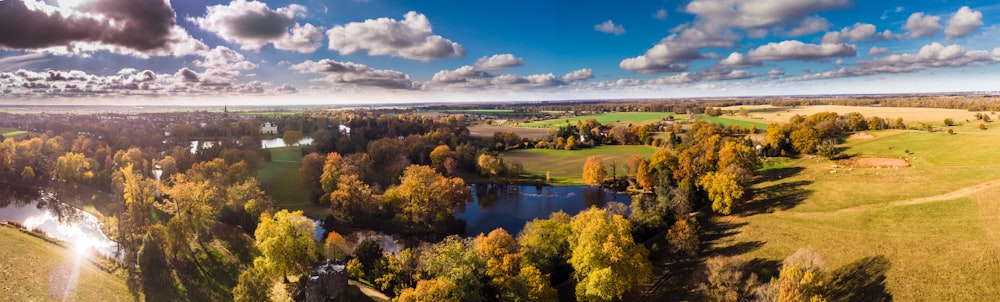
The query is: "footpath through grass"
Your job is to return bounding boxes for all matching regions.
[0,225,130,301]
[256,146,329,219]
[696,129,1000,301]
[502,145,656,185]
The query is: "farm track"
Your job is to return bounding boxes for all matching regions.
[777,179,1000,218]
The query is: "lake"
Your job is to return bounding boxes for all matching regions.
[457,184,630,237]
[0,183,117,258]
[189,137,314,153]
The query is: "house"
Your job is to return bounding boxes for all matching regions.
[260,122,278,135]
[306,260,348,302]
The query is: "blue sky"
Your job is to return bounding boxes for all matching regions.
[1,0,999,105]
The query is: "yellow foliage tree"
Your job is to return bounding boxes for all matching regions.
[581,156,606,186]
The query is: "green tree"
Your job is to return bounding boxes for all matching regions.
[420,235,487,302]
[518,211,572,274]
[582,156,606,186]
[354,239,385,280]
[139,225,179,302]
[568,208,652,302]
[698,172,743,215]
[254,210,317,281]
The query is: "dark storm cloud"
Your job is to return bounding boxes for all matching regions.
[0,0,205,56]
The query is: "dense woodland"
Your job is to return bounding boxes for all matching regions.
[0,97,968,301]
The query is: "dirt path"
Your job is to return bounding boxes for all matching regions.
[349,280,390,301]
[779,179,1000,218]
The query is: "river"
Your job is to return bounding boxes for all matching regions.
[457,184,630,237]
[0,183,117,258]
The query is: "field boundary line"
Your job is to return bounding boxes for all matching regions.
[777,179,1000,218]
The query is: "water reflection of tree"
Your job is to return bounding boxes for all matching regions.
[0,182,43,208]
[475,184,502,210]
[582,187,607,209]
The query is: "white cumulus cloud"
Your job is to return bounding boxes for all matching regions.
[594,20,626,35]
[945,6,983,39]
[904,12,942,38]
[191,0,323,53]
[326,11,464,61]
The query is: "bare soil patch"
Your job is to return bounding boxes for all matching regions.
[849,132,874,139]
[467,125,550,139]
[842,157,909,168]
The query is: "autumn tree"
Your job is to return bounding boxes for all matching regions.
[233,264,271,302]
[420,236,487,302]
[699,172,743,215]
[55,152,93,183]
[667,218,700,257]
[765,124,785,155]
[474,228,558,302]
[789,126,820,154]
[299,152,325,201]
[635,159,653,191]
[568,207,652,302]
[477,153,503,177]
[319,152,345,196]
[323,231,347,260]
[396,278,461,302]
[254,210,317,281]
[282,130,304,146]
[718,141,758,185]
[518,211,572,274]
[115,164,158,296]
[329,173,378,223]
[384,165,470,229]
[165,175,220,243]
[582,156,606,186]
[700,256,759,302]
[375,248,419,296]
[429,145,454,174]
[777,248,827,302]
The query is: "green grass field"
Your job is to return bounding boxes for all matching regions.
[701,129,1000,301]
[519,112,680,128]
[696,114,769,129]
[439,109,516,114]
[1,128,29,138]
[256,146,330,219]
[502,145,657,185]
[0,225,131,301]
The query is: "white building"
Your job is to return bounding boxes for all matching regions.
[261,122,278,135]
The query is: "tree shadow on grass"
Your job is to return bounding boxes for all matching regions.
[707,240,766,257]
[826,255,893,302]
[741,178,812,216]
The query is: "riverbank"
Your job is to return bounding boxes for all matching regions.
[0,224,130,300]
